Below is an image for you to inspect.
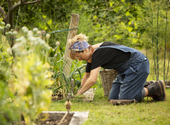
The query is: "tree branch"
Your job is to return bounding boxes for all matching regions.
[23,0,41,5]
[0,6,6,18]
[12,0,41,11]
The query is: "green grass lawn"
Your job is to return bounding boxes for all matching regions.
[49,87,170,125]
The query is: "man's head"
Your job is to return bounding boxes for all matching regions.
[69,33,92,61]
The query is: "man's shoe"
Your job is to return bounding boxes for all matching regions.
[146,80,166,101]
[144,80,155,87]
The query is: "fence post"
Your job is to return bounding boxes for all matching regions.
[64,14,79,77]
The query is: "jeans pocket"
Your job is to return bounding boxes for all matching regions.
[129,65,138,74]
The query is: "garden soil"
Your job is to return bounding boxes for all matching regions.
[13,113,74,125]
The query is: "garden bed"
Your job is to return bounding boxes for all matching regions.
[14,111,89,125]
[41,111,89,125]
[38,112,74,125]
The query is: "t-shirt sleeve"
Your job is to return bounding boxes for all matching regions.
[85,49,114,72]
[86,62,91,73]
[91,48,116,70]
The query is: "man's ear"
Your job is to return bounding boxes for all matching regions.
[84,48,89,53]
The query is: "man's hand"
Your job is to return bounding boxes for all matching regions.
[77,86,83,95]
[73,94,86,99]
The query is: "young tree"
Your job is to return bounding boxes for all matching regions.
[0,0,41,29]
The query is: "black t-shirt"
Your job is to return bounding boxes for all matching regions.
[86,42,131,73]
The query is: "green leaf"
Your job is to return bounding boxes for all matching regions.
[47,19,52,25]
[110,2,114,7]
[121,22,125,26]
[74,80,81,87]
[114,35,122,39]
[76,68,82,79]
[62,72,67,84]
[132,38,138,43]
[127,26,133,32]
[53,85,62,91]
[93,15,98,19]
[125,11,130,17]
[42,15,46,19]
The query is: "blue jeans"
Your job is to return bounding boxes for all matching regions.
[109,54,150,102]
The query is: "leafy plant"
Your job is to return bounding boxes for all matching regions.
[48,48,86,99]
[0,80,21,125]
[0,19,55,124]
[11,54,53,125]
[0,22,19,124]
[60,60,86,96]
[9,26,53,124]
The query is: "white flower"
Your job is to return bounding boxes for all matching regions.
[22,26,27,31]
[24,80,30,88]
[16,36,25,43]
[33,28,38,35]
[5,32,9,36]
[39,40,46,45]
[28,30,33,37]
[6,24,11,29]
[46,33,50,40]
[33,28,38,32]
[56,41,60,46]
[45,44,51,50]
[28,36,36,42]
[1,22,5,26]
[23,29,28,35]
[37,31,42,36]
[13,31,18,36]
[12,43,18,50]
[0,26,4,31]
[8,31,12,35]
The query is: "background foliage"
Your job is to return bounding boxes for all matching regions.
[1,0,169,49]
[0,0,170,124]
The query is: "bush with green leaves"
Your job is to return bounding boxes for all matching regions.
[0,26,19,124]
[10,26,54,125]
[0,80,21,125]
[0,19,54,124]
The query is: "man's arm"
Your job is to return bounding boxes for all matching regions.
[77,72,90,93]
[77,67,100,95]
[81,72,90,87]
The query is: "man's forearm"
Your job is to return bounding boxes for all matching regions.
[77,74,88,93]
[81,73,89,87]
[78,77,95,94]
[78,67,100,95]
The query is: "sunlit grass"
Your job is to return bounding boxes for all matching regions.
[49,86,170,125]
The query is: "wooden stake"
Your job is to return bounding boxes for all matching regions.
[58,112,68,125]
[71,79,74,97]
[64,14,79,77]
